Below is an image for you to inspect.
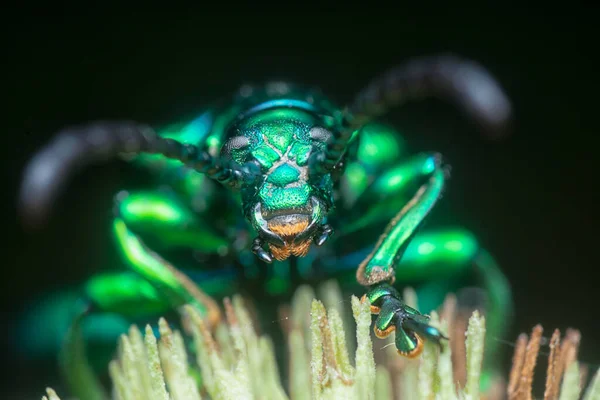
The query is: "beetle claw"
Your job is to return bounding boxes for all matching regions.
[256,249,273,263]
[316,224,333,246]
[252,236,273,263]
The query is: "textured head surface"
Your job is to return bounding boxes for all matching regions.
[223,106,335,260]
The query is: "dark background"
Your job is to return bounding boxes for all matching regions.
[3,10,598,399]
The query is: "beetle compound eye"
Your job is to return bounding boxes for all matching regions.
[221,135,250,158]
[309,126,332,143]
[221,135,252,167]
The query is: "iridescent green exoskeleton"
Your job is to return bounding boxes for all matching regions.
[18,54,513,398]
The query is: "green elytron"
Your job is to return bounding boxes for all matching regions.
[19,55,513,395]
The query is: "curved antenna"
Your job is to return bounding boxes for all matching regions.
[311,54,513,175]
[18,121,251,228]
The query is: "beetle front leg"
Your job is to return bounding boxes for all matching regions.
[357,162,448,356]
[112,191,226,328]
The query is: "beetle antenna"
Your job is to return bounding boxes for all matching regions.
[18,121,249,228]
[311,54,513,175]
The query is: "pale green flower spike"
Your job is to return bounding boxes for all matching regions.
[289,329,311,400]
[143,325,170,399]
[351,295,377,399]
[559,362,582,400]
[434,316,456,400]
[583,367,600,400]
[417,311,438,399]
[41,281,599,400]
[463,310,486,400]
[41,387,61,400]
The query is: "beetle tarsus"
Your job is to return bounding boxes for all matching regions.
[366,282,447,356]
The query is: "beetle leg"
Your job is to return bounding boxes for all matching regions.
[336,130,511,350]
[337,152,443,239]
[355,157,447,286]
[112,218,222,329]
[115,190,230,254]
[328,146,511,383]
[59,271,183,400]
[353,154,449,355]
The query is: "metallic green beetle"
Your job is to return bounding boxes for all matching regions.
[19,54,513,396]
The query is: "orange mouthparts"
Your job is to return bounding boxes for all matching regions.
[267,217,313,261]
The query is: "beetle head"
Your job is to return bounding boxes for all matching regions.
[221,108,334,262]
